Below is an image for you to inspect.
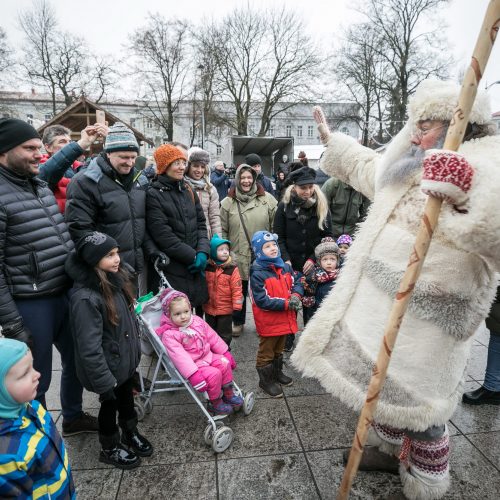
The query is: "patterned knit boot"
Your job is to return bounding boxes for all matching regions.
[399,427,450,500]
[368,422,405,456]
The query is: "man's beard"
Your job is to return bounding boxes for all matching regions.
[378,133,446,189]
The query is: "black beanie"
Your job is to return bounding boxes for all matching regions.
[79,232,119,267]
[245,153,262,167]
[0,119,41,154]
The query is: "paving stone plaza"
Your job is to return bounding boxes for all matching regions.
[48,315,500,499]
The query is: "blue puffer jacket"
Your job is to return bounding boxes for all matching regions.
[0,400,75,499]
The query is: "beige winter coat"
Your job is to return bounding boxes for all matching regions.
[292,124,500,432]
[220,185,277,281]
[191,184,222,240]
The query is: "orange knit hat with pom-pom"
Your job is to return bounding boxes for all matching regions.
[154,144,187,174]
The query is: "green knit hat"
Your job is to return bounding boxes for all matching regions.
[210,234,231,261]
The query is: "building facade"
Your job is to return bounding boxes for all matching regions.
[0,90,359,160]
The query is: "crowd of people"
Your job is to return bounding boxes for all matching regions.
[0,77,499,499]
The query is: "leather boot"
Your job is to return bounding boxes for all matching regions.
[273,355,293,386]
[342,446,399,474]
[257,363,283,398]
[120,418,154,457]
[99,431,141,469]
[462,386,500,405]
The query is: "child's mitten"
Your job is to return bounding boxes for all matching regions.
[223,351,237,370]
[288,294,302,311]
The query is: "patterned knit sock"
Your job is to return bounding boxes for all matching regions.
[368,422,405,456]
[400,426,450,500]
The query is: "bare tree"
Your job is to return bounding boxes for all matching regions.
[0,27,12,76]
[334,23,390,146]
[131,15,192,142]
[198,6,324,137]
[361,0,452,134]
[256,8,323,136]
[85,56,119,103]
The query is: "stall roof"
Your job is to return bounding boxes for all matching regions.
[37,96,154,146]
[231,136,293,156]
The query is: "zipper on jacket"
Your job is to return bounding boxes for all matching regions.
[35,190,70,250]
[342,189,354,233]
[127,191,139,270]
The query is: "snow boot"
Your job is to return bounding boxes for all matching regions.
[342,446,399,474]
[207,397,233,415]
[273,355,293,386]
[222,383,244,410]
[257,363,283,398]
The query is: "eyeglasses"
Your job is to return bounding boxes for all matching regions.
[413,124,447,139]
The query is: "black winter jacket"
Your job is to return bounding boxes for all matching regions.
[0,166,73,325]
[66,253,141,395]
[273,199,333,272]
[65,154,154,274]
[486,285,500,335]
[146,175,209,306]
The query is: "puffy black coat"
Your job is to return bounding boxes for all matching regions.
[486,285,500,335]
[66,252,141,395]
[0,165,73,325]
[273,200,333,272]
[65,155,154,274]
[146,175,210,306]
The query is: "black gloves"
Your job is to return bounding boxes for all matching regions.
[153,252,170,270]
[2,318,34,350]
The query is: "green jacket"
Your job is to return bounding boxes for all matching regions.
[321,177,370,238]
[220,185,277,281]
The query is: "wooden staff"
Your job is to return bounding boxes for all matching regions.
[335,1,500,498]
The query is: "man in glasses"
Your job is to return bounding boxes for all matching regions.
[292,79,500,499]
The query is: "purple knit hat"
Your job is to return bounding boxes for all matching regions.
[336,234,353,247]
[160,287,190,316]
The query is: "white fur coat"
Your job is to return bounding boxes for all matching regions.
[291,126,500,431]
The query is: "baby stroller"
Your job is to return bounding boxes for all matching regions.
[133,261,255,453]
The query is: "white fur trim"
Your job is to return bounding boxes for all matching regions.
[420,179,468,205]
[408,79,491,126]
[400,464,451,500]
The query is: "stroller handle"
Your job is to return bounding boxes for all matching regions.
[154,256,172,288]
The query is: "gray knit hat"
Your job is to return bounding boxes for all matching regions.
[315,237,339,260]
[104,123,139,153]
[188,147,210,164]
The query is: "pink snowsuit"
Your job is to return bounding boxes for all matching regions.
[156,295,233,400]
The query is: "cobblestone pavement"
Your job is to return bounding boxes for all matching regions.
[48,314,500,499]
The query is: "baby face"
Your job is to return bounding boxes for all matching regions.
[169,298,192,327]
[5,351,40,404]
[217,243,230,262]
[320,254,338,273]
[262,241,279,258]
[338,244,350,255]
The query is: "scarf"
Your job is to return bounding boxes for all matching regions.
[290,192,317,225]
[184,176,207,191]
[235,183,257,203]
[256,255,286,269]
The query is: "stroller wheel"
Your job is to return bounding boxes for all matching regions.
[212,426,233,453]
[134,398,145,421]
[204,424,215,445]
[243,392,255,416]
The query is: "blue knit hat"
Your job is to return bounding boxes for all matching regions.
[104,122,139,153]
[209,234,231,261]
[0,338,29,419]
[251,231,279,259]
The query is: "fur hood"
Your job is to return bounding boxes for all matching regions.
[407,79,492,126]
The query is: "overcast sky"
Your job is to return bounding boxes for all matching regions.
[2,0,500,111]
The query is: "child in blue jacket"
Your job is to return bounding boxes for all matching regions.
[249,231,303,398]
[0,338,75,499]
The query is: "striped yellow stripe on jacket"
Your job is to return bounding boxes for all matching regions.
[0,400,75,499]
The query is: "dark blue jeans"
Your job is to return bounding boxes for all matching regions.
[16,293,83,421]
[484,331,500,391]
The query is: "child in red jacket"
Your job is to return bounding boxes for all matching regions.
[203,234,243,348]
[249,231,303,398]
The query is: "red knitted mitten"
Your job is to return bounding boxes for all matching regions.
[421,149,474,206]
